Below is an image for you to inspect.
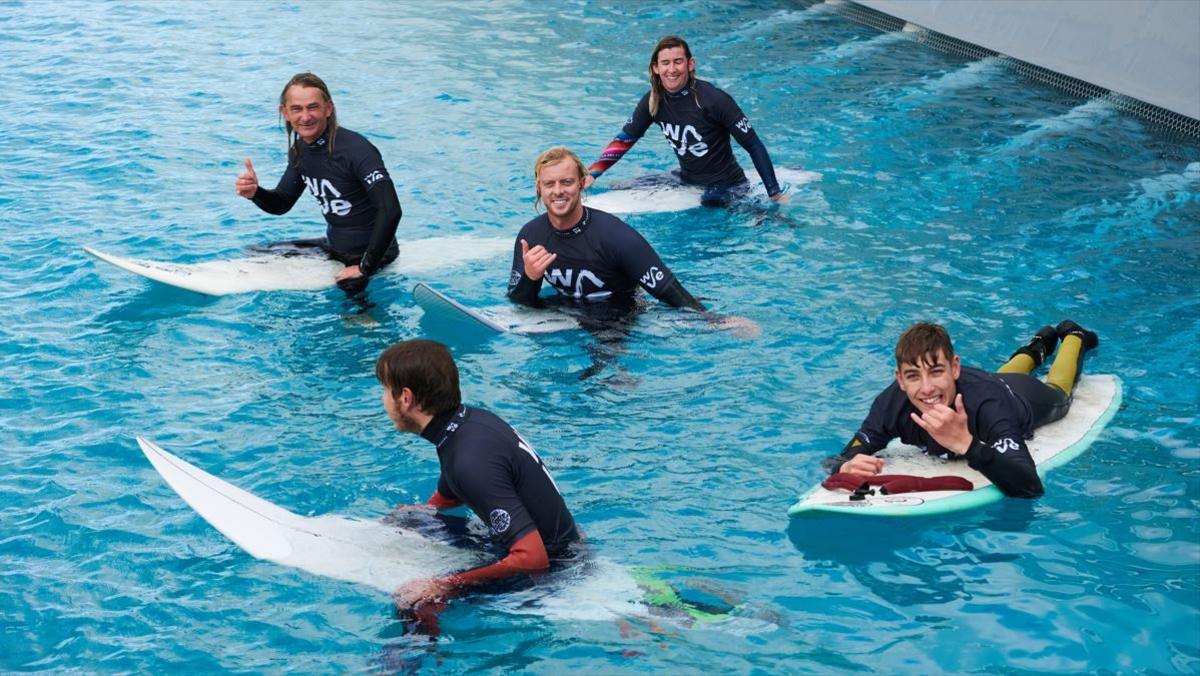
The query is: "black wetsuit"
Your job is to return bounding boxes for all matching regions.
[622,79,780,201]
[422,405,579,556]
[822,366,1058,498]
[507,207,704,311]
[250,127,401,276]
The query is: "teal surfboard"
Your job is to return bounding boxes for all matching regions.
[788,374,1122,518]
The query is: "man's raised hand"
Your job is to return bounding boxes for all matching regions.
[235,158,259,198]
[520,239,557,280]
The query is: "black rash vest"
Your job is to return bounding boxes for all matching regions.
[506,207,703,310]
[251,127,400,274]
[822,366,1044,498]
[422,405,579,554]
[623,79,778,193]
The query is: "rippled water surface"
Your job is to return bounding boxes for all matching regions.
[2,1,1198,672]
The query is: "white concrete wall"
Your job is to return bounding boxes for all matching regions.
[854,0,1200,120]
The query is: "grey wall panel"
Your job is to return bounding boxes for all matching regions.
[854,0,1200,119]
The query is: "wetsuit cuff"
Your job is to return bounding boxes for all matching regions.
[963,438,990,468]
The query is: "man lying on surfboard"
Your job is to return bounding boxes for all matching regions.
[235,72,402,294]
[582,35,788,208]
[376,340,582,613]
[822,321,1100,498]
[508,146,759,338]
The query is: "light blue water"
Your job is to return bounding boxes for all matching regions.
[2,1,1198,672]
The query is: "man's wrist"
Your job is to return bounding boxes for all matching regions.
[953,436,977,456]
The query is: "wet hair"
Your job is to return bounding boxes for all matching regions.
[532,146,587,212]
[279,72,337,163]
[895,322,956,368]
[648,35,699,116]
[375,340,461,415]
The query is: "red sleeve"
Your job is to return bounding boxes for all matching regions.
[427,489,463,510]
[443,529,549,588]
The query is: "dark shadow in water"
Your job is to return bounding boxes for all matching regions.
[785,499,1037,606]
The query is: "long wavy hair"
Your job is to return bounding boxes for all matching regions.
[279,72,337,164]
[648,35,698,116]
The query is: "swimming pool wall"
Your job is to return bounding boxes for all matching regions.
[805,0,1200,138]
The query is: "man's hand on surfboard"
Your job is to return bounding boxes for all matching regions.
[839,454,885,477]
[910,393,973,455]
[335,265,363,282]
[394,576,455,608]
[235,158,258,198]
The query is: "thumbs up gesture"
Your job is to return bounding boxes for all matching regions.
[235,158,259,198]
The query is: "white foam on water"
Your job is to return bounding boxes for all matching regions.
[730,5,835,39]
[918,56,1005,96]
[815,31,907,62]
[1001,98,1117,150]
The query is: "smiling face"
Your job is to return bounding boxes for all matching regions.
[652,45,695,94]
[280,84,333,143]
[536,157,584,227]
[896,349,961,413]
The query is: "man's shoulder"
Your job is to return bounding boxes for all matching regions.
[518,213,551,236]
[958,367,1022,415]
[333,127,382,156]
[694,79,731,100]
[456,406,517,444]
[587,207,631,230]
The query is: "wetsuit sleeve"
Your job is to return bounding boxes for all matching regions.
[587,95,653,180]
[506,231,544,306]
[447,444,540,550]
[251,161,304,214]
[821,386,898,474]
[349,144,401,276]
[963,398,1044,498]
[710,89,782,197]
[611,221,706,311]
[427,488,463,510]
[444,529,550,588]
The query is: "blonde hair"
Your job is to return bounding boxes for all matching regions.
[532,146,587,212]
[648,35,698,116]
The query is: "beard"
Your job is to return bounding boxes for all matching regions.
[391,408,425,434]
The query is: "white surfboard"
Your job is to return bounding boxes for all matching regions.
[412,283,578,335]
[136,436,481,590]
[788,374,1122,518]
[84,235,512,296]
[136,437,769,629]
[584,168,821,214]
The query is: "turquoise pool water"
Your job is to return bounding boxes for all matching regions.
[2,1,1198,672]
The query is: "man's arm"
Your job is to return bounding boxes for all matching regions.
[356,179,402,276]
[711,90,784,200]
[238,158,304,214]
[821,387,898,475]
[507,236,550,306]
[584,96,653,188]
[911,394,1043,498]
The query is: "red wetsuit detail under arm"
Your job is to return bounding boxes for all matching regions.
[444,529,550,588]
[427,490,464,510]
